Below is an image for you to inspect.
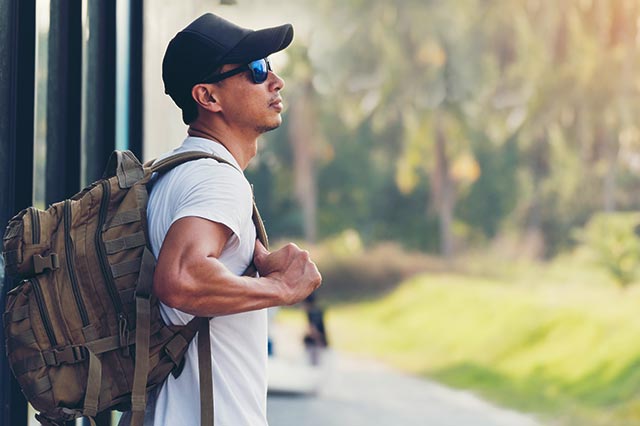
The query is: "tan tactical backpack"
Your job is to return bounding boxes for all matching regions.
[2,150,268,426]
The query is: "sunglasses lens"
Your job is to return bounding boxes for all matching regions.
[249,59,270,83]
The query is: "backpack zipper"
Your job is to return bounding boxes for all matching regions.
[64,200,90,326]
[30,208,40,244]
[30,277,58,346]
[95,181,125,317]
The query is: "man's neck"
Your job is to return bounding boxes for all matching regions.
[187,122,258,170]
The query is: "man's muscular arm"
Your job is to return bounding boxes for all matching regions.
[153,216,321,317]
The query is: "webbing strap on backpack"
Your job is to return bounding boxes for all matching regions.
[198,318,214,426]
[130,248,156,426]
[84,350,102,418]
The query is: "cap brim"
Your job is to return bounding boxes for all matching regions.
[221,23,294,64]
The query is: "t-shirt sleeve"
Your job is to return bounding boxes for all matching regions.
[170,159,253,241]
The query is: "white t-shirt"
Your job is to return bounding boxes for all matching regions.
[143,137,267,426]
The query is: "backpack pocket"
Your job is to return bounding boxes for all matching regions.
[4,277,83,418]
[3,206,61,279]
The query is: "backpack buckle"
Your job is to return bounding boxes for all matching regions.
[44,345,88,366]
[33,253,59,274]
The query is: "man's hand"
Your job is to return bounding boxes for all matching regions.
[253,240,322,305]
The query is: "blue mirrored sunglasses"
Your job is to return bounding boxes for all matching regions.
[202,58,272,84]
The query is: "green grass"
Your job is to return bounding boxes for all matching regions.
[316,262,640,425]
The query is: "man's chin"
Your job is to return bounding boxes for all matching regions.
[256,120,282,134]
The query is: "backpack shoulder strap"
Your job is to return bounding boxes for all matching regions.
[252,203,269,250]
[149,151,239,174]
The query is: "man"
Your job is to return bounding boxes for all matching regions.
[122,12,321,426]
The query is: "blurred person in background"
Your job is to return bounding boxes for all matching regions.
[119,12,321,426]
[302,292,329,366]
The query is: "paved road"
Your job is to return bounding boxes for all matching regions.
[267,327,543,426]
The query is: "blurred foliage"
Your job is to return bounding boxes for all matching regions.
[312,239,445,302]
[575,212,640,287]
[315,229,363,259]
[247,0,640,261]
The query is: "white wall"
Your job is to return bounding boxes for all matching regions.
[143,1,209,160]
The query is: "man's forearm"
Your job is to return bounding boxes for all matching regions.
[154,255,286,317]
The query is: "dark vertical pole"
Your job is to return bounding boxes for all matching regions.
[82,1,116,425]
[0,0,36,425]
[46,0,83,204]
[128,0,144,159]
[83,0,117,185]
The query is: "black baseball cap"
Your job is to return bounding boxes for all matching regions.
[162,13,294,112]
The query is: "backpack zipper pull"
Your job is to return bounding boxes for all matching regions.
[119,313,130,357]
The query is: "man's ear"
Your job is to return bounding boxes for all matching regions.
[191,84,222,112]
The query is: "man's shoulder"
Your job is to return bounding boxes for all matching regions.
[153,158,251,210]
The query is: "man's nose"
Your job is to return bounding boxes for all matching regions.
[269,71,285,91]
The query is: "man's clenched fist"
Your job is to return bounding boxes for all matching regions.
[253,240,322,305]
